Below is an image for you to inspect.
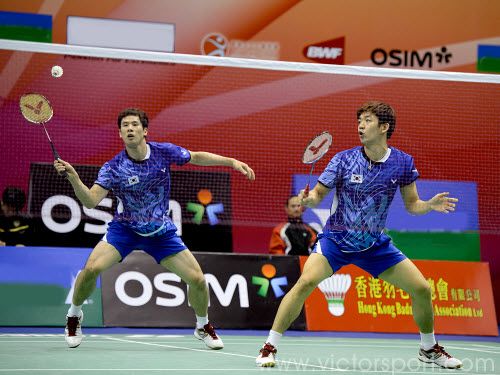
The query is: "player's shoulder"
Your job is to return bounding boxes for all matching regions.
[106,150,127,166]
[149,141,183,152]
[389,146,414,160]
[335,146,362,159]
[150,141,180,147]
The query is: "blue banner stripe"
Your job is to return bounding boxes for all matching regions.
[0,247,98,288]
[478,44,500,59]
[0,11,52,29]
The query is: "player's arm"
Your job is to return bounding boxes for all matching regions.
[54,159,109,208]
[189,151,255,180]
[400,182,458,215]
[299,182,330,208]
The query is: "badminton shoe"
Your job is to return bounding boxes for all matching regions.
[418,343,462,369]
[256,342,277,367]
[194,322,224,350]
[65,311,83,348]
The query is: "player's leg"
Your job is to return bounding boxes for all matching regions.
[378,259,462,369]
[72,241,122,305]
[160,249,223,350]
[256,253,333,367]
[272,253,332,332]
[65,241,121,348]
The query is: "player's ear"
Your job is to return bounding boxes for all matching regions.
[380,122,389,134]
[144,127,148,136]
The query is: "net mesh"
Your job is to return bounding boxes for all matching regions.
[0,45,499,254]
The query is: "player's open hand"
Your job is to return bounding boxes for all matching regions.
[429,192,458,213]
[232,160,255,180]
[54,158,77,180]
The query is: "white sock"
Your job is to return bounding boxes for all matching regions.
[67,304,83,318]
[196,315,209,329]
[420,332,436,350]
[266,330,282,348]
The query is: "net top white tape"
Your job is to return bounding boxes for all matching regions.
[1,39,499,84]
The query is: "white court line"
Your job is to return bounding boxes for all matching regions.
[0,370,497,374]
[446,345,500,354]
[1,337,498,353]
[0,367,493,375]
[470,343,500,349]
[0,340,115,343]
[105,336,347,372]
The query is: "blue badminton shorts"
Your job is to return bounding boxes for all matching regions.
[102,221,188,263]
[312,233,407,278]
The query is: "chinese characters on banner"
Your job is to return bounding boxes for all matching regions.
[302,259,497,336]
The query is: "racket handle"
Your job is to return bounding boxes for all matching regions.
[303,184,310,197]
[51,146,67,177]
[53,153,67,177]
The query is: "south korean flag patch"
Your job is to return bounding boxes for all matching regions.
[350,174,363,184]
[128,175,140,186]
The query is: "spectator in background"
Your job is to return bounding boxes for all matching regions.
[0,186,33,246]
[269,195,317,256]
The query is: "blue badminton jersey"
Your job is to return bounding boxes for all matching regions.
[318,146,419,252]
[95,142,191,236]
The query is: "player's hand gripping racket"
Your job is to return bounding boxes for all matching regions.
[302,131,332,196]
[19,93,66,176]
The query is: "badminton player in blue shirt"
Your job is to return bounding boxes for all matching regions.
[54,108,254,350]
[256,101,462,369]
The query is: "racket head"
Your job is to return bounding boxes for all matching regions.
[302,131,333,164]
[19,93,54,124]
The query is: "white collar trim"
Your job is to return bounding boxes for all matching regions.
[142,144,151,160]
[376,147,392,163]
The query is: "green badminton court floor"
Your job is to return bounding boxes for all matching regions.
[1,331,499,374]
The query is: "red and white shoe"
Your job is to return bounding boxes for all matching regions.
[65,311,83,348]
[194,322,224,350]
[418,343,462,369]
[256,342,277,367]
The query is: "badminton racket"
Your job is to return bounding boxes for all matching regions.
[19,93,66,176]
[302,131,333,196]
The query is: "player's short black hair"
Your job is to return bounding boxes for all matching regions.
[357,101,396,139]
[117,108,149,129]
[2,186,26,211]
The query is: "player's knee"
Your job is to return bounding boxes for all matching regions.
[82,264,103,279]
[412,283,432,300]
[295,276,318,294]
[188,272,207,291]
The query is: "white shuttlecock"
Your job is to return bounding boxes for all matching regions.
[318,274,352,316]
[51,65,63,78]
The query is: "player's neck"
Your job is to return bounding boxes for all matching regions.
[363,143,388,162]
[126,142,148,161]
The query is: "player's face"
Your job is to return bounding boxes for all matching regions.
[119,115,148,146]
[358,111,387,145]
[286,197,303,219]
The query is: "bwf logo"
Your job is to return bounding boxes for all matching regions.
[186,189,223,225]
[252,264,288,298]
[303,36,345,64]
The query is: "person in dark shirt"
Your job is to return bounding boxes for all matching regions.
[0,186,34,246]
[269,195,317,256]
